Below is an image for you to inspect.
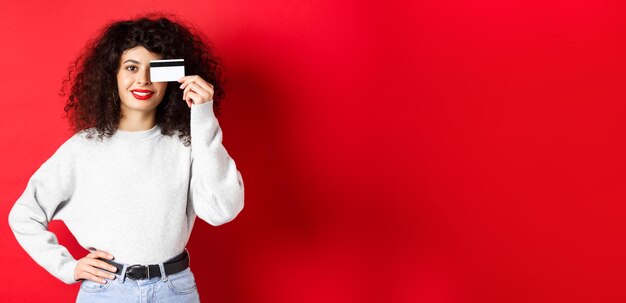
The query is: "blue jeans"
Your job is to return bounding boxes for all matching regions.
[76,257,200,302]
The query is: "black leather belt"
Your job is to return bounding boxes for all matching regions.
[98,250,189,280]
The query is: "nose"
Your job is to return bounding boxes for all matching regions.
[137,68,152,85]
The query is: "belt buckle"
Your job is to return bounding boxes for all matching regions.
[126,264,149,280]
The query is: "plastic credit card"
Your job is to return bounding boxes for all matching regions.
[150,59,185,82]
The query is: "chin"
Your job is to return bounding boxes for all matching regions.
[121,101,160,112]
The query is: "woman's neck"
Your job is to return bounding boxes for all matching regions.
[118,110,157,131]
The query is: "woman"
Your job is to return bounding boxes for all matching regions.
[7,14,244,302]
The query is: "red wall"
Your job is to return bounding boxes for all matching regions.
[1,0,625,302]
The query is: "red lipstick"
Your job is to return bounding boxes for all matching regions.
[131,89,154,100]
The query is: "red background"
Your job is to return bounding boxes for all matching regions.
[1,0,625,302]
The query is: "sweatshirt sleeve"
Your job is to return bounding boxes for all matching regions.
[189,101,245,226]
[7,141,80,285]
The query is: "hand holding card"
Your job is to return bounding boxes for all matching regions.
[178,75,215,108]
[150,59,185,82]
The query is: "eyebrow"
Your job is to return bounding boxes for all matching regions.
[123,59,141,64]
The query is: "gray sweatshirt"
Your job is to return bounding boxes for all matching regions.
[7,101,244,284]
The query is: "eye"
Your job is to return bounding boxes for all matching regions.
[125,65,138,71]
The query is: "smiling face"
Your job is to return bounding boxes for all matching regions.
[116,46,168,115]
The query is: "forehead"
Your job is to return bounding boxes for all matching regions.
[120,46,163,63]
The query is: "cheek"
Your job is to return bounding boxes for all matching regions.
[117,74,133,88]
[116,75,126,90]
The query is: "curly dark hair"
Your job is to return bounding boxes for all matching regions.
[60,13,226,146]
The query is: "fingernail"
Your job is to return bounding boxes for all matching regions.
[179,84,184,88]
[108,255,114,259]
